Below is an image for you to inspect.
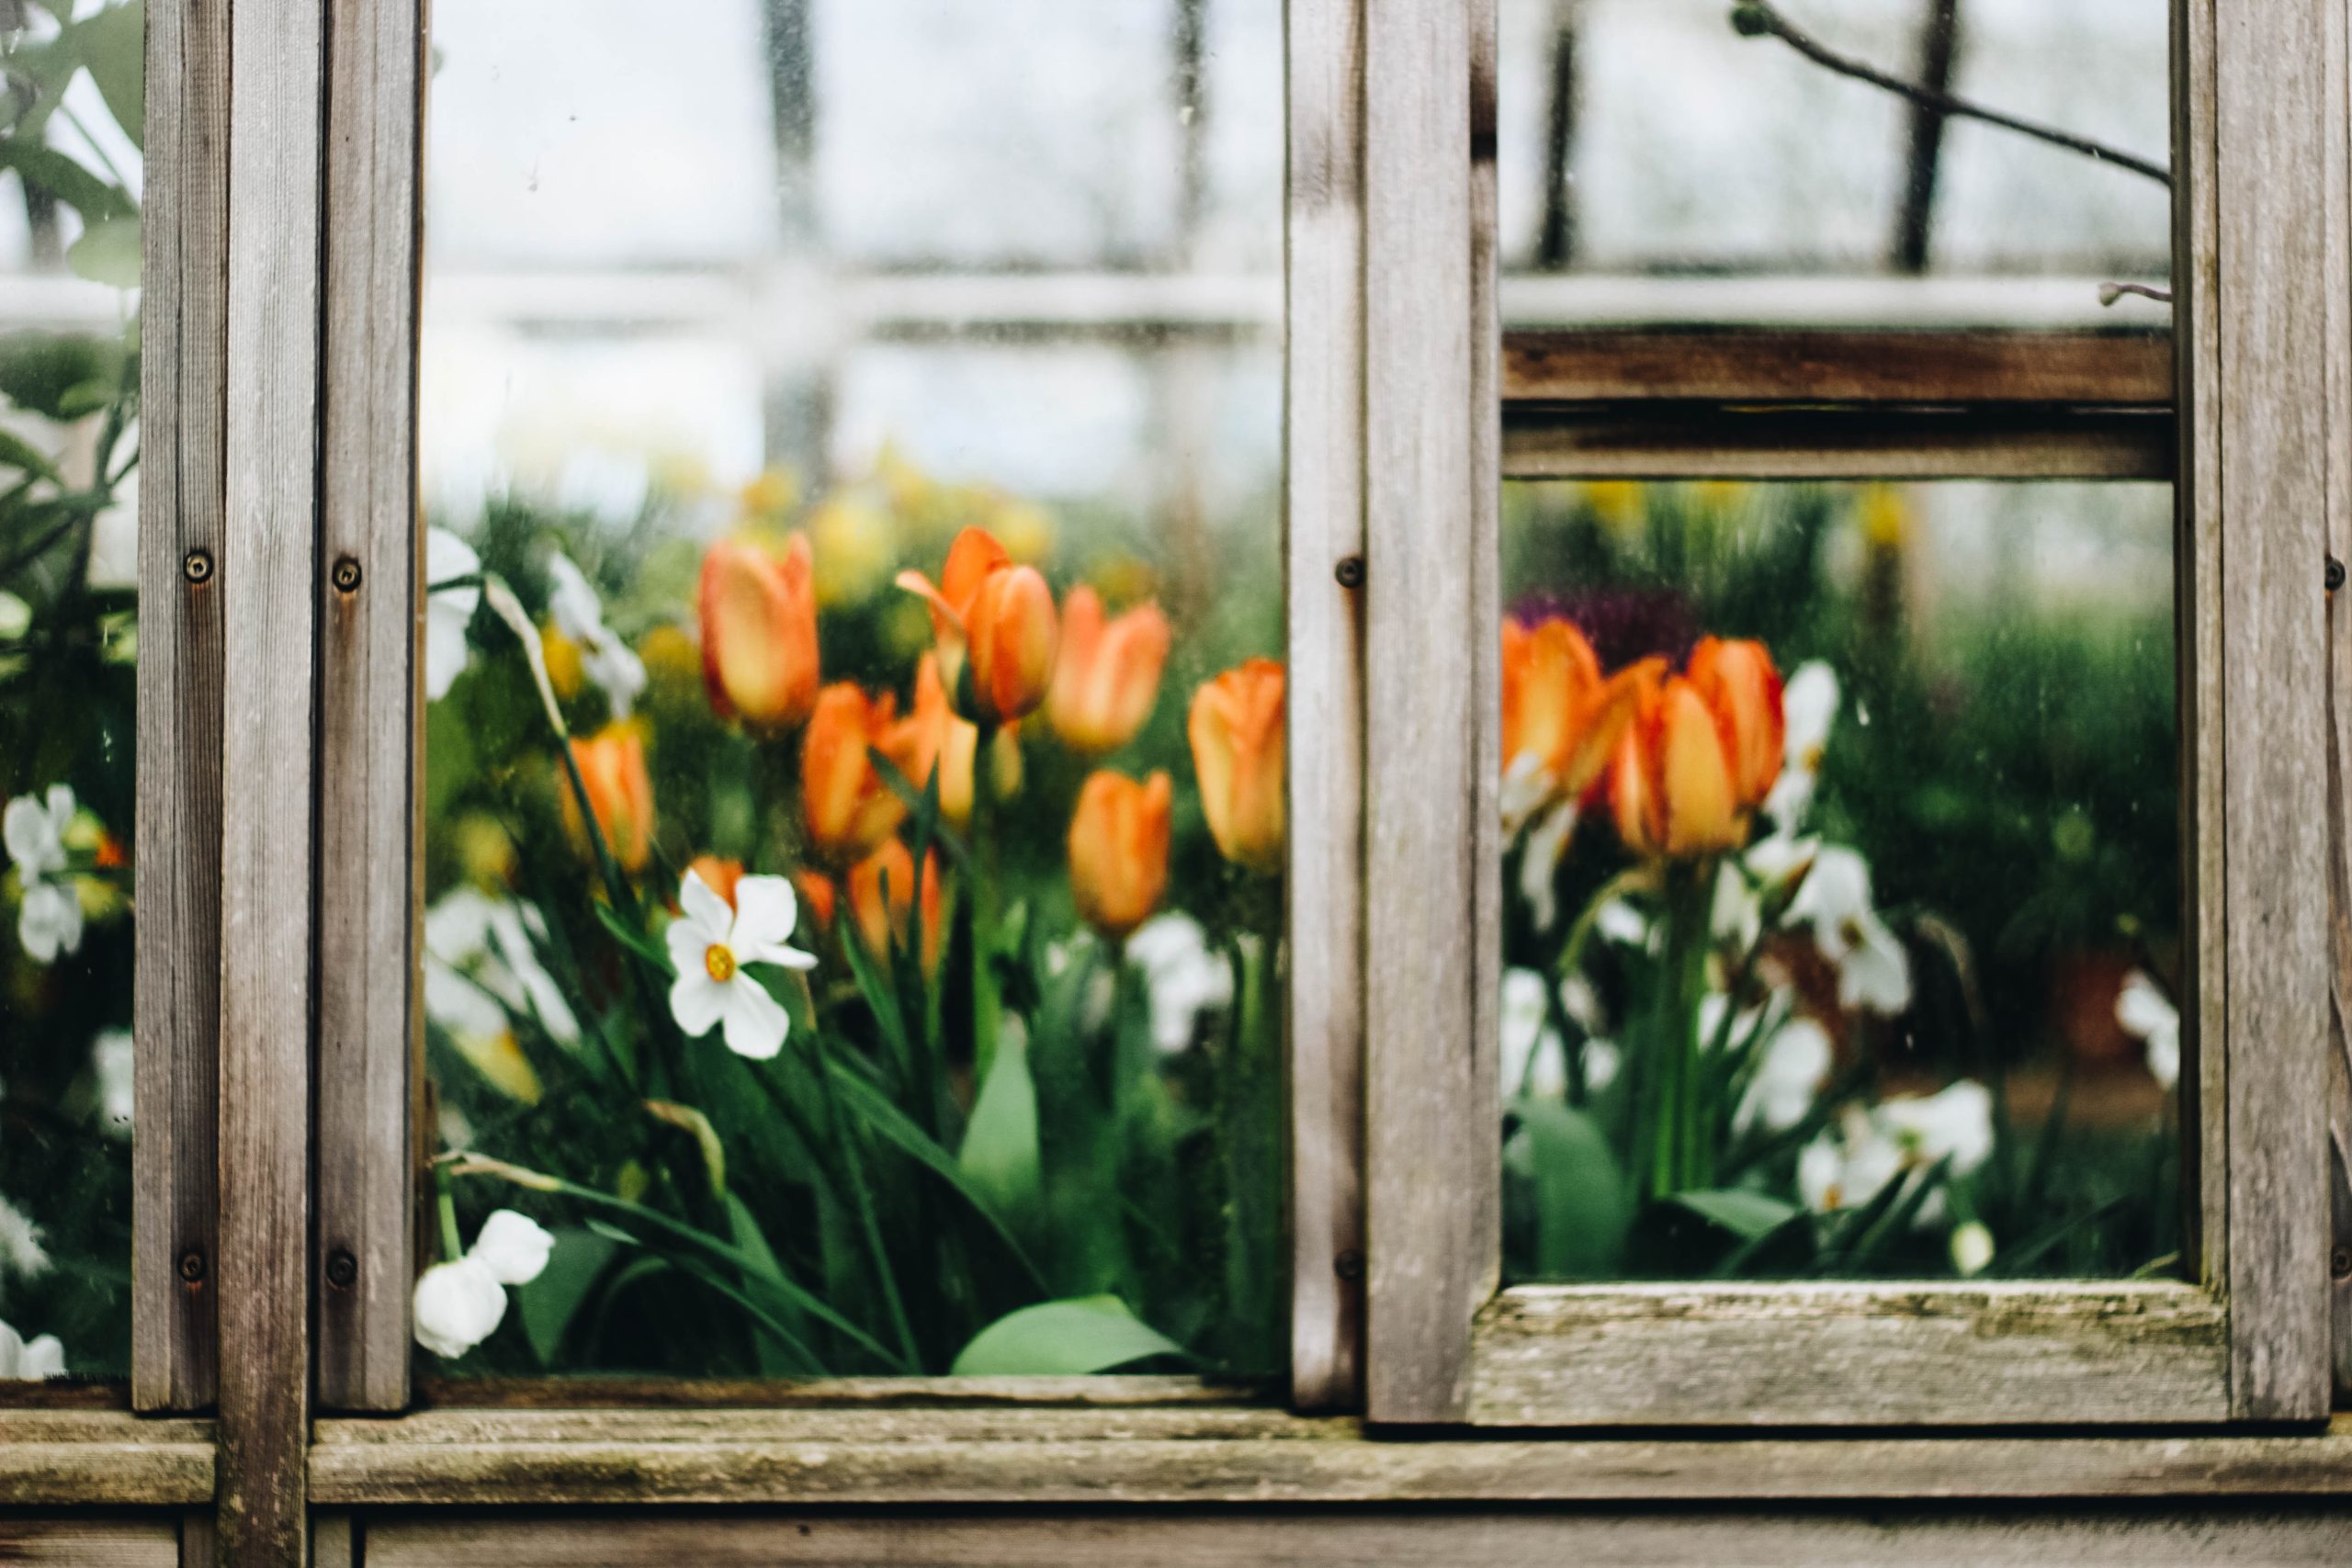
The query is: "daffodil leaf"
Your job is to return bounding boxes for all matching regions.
[957,1024,1041,1218]
[514,1226,617,1369]
[1511,1099,1632,1277]
[723,1192,810,1377]
[949,1294,1186,1377]
[593,899,671,975]
[825,1062,1046,1291]
[1664,1187,1799,1242]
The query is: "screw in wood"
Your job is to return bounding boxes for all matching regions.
[2329,555,2346,593]
[1333,1249,1365,1283]
[1333,555,1366,590]
[182,548,213,585]
[176,1248,207,1284]
[332,556,363,593]
[2332,1245,2351,1281]
[325,1248,359,1290]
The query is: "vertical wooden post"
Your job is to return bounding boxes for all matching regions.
[1362,0,1482,1424]
[218,0,325,1558]
[1285,0,1369,1413]
[1466,0,1502,1318]
[2322,0,2352,1407]
[133,0,231,1416]
[317,0,428,1414]
[2179,0,2337,1422]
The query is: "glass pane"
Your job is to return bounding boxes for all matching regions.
[0,0,145,1384]
[1498,0,2172,326]
[415,0,1286,1380]
[1498,480,2181,1282]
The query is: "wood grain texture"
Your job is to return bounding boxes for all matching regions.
[131,0,229,1415]
[1468,1283,2228,1427]
[180,1514,213,1568]
[1360,0,1479,1427]
[316,0,427,1415]
[1466,0,1502,1324]
[2325,0,2352,1411]
[358,1509,2352,1568]
[1502,330,2173,406]
[1283,0,1367,1416]
[0,1519,181,1568]
[1502,408,2173,481]
[0,1414,212,1506]
[311,1407,2352,1506]
[2199,0,2336,1421]
[217,0,325,1560]
[414,1376,1254,1411]
[311,1515,356,1568]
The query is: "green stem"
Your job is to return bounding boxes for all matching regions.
[435,1164,464,1263]
[967,719,1003,1085]
[1219,917,1283,1371]
[806,1026,922,1371]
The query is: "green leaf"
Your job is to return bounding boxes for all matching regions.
[0,141,132,224]
[66,214,139,288]
[594,898,673,975]
[825,1061,1046,1291]
[76,3,145,151]
[958,1022,1042,1218]
[949,1294,1186,1377]
[724,1191,817,1376]
[0,333,124,422]
[0,428,62,484]
[1665,1187,1802,1242]
[513,1226,617,1369]
[1512,1100,1632,1278]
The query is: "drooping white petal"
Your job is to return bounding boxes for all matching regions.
[544,554,605,645]
[424,599,475,702]
[1498,752,1555,838]
[412,1256,509,1359]
[427,525,481,588]
[1796,1135,1846,1213]
[1838,915,1914,1015]
[484,900,580,1045]
[668,969,731,1039]
[18,880,82,964]
[424,959,515,1043]
[1594,897,1654,951]
[1125,913,1233,1055]
[3,789,67,877]
[1789,845,1874,960]
[1710,859,1759,949]
[0,1195,49,1278]
[726,874,801,959]
[1877,1079,1996,1178]
[1781,661,1839,766]
[585,638,648,721]
[0,1318,62,1380]
[1950,1221,1996,1278]
[1500,968,1552,1098]
[677,869,736,942]
[468,1209,556,1286]
[91,1028,133,1136]
[1734,1018,1832,1135]
[718,976,791,1060]
[1517,800,1579,933]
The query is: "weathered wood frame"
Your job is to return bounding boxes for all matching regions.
[1361,0,2340,1427]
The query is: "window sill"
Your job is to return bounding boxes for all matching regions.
[308,1406,2352,1507]
[0,1412,214,1506]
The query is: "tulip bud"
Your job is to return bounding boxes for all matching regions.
[847,839,944,975]
[1685,637,1785,809]
[566,724,656,874]
[699,533,820,730]
[793,870,839,936]
[1610,675,1747,860]
[801,682,909,863]
[1048,585,1170,755]
[1069,770,1172,939]
[1187,658,1284,874]
[685,855,743,910]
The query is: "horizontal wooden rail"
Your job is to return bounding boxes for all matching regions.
[1503,329,2173,406]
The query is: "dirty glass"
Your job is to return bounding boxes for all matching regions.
[1497,480,2182,1283]
[1497,0,2171,325]
[413,0,1286,1379]
[0,0,144,1384]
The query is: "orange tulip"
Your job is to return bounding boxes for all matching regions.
[699,533,820,729]
[793,870,839,935]
[1609,673,1747,860]
[567,724,656,874]
[801,682,909,863]
[893,652,1023,829]
[846,839,945,974]
[895,525,1058,723]
[1188,658,1284,874]
[1068,770,1171,939]
[1684,637,1785,809]
[685,855,744,909]
[1499,617,1653,829]
[1047,585,1170,755]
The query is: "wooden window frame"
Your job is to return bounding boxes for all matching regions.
[71,0,2352,1560]
[1363,0,2345,1427]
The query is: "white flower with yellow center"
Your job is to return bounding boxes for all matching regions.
[665,868,817,1060]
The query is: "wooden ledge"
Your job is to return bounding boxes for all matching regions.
[308,1406,2352,1507]
[0,1411,216,1505]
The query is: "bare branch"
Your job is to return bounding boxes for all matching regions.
[1732,2,2170,187]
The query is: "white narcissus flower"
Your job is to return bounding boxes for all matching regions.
[0,1317,63,1380]
[424,888,582,1048]
[412,1208,556,1359]
[1878,1079,1996,1179]
[1733,1017,1832,1135]
[665,869,818,1060]
[6,784,83,964]
[2115,968,2180,1091]
[1124,913,1233,1055]
[1950,1220,1996,1278]
[424,528,483,702]
[1762,661,1839,829]
[1516,799,1579,932]
[1501,967,1566,1100]
[1799,1081,1995,1225]
[546,553,647,719]
[1784,845,1912,1015]
[91,1028,133,1137]
[0,1194,48,1278]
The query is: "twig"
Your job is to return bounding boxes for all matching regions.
[1732,2,2170,187]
